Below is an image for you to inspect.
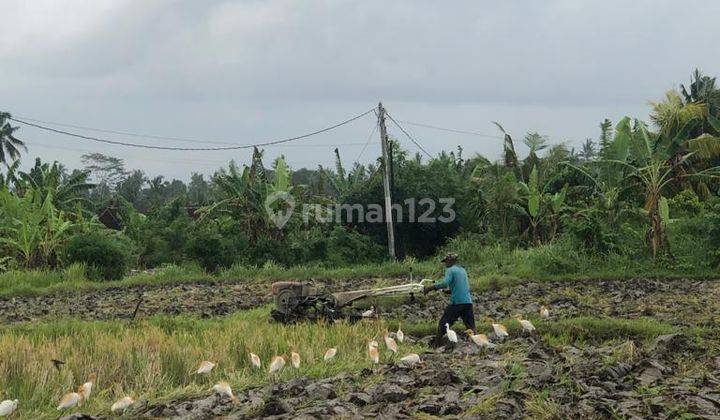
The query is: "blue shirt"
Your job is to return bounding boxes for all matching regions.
[435,265,472,304]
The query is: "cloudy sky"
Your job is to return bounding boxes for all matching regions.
[2,0,719,181]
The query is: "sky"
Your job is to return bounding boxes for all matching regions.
[2,0,719,181]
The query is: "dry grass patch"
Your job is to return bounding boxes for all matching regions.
[0,306,425,419]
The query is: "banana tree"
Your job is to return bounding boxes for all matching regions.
[563,117,638,227]
[0,188,75,267]
[611,122,719,257]
[264,155,296,238]
[201,160,266,243]
[202,152,296,242]
[17,158,94,210]
[517,165,568,245]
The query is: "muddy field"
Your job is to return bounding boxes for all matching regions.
[388,277,720,328]
[119,333,718,419]
[0,278,394,324]
[48,277,720,419]
[4,276,719,327]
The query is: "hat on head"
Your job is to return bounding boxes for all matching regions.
[441,252,459,263]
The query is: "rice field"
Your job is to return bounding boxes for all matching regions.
[0,306,425,419]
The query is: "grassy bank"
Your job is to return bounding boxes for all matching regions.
[1,237,718,297]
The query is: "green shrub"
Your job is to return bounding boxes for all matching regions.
[562,211,622,254]
[185,232,238,273]
[668,189,703,218]
[137,199,193,268]
[287,228,328,265]
[65,232,133,281]
[327,227,386,266]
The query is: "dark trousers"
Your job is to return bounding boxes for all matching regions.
[438,303,476,338]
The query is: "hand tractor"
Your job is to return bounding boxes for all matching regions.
[270,279,431,323]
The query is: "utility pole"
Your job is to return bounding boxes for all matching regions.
[377,102,396,259]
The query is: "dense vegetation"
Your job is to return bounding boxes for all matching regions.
[1,70,720,281]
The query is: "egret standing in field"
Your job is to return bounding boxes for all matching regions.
[361,306,376,318]
[445,323,458,343]
[423,253,477,345]
[195,360,216,375]
[396,324,405,343]
[82,372,97,401]
[515,315,536,334]
[212,381,239,403]
[490,320,509,340]
[465,330,496,349]
[540,305,550,319]
[384,331,398,353]
[324,348,337,362]
[368,340,380,364]
[110,396,135,415]
[248,352,262,369]
[291,351,301,369]
[0,399,18,417]
[268,355,286,374]
[57,386,85,411]
[398,353,421,368]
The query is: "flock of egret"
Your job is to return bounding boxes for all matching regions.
[0,306,550,417]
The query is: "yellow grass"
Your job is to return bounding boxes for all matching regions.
[0,306,424,419]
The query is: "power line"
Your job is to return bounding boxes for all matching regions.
[25,141,237,166]
[395,119,503,139]
[385,112,433,158]
[13,116,238,146]
[9,108,375,151]
[353,118,379,164]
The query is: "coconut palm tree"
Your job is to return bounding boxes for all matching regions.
[0,112,25,167]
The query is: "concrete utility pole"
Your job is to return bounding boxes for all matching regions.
[377,102,396,259]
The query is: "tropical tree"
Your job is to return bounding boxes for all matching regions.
[17,158,94,210]
[0,159,20,190]
[0,188,75,268]
[517,165,568,245]
[579,138,597,161]
[469,160,521,240]
[201,150,294,243]
[0,112,25,167]
[492,122,519,174]
[573,117,720,257]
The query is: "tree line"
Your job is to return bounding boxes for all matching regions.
[1,70,719,279]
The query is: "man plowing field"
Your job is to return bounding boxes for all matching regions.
[422,252,476,344]
[270,251,477,342]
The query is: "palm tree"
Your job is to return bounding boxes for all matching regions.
[0,112,25,167]
[579,138,597,161]
[650,90,720,160]
[680,69,720,116]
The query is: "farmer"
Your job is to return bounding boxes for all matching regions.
[423,252,476,343]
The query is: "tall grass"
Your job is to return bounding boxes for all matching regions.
[0,306,424,419]
[0,260,442,297]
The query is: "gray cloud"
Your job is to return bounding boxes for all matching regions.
[2,0,718,180]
